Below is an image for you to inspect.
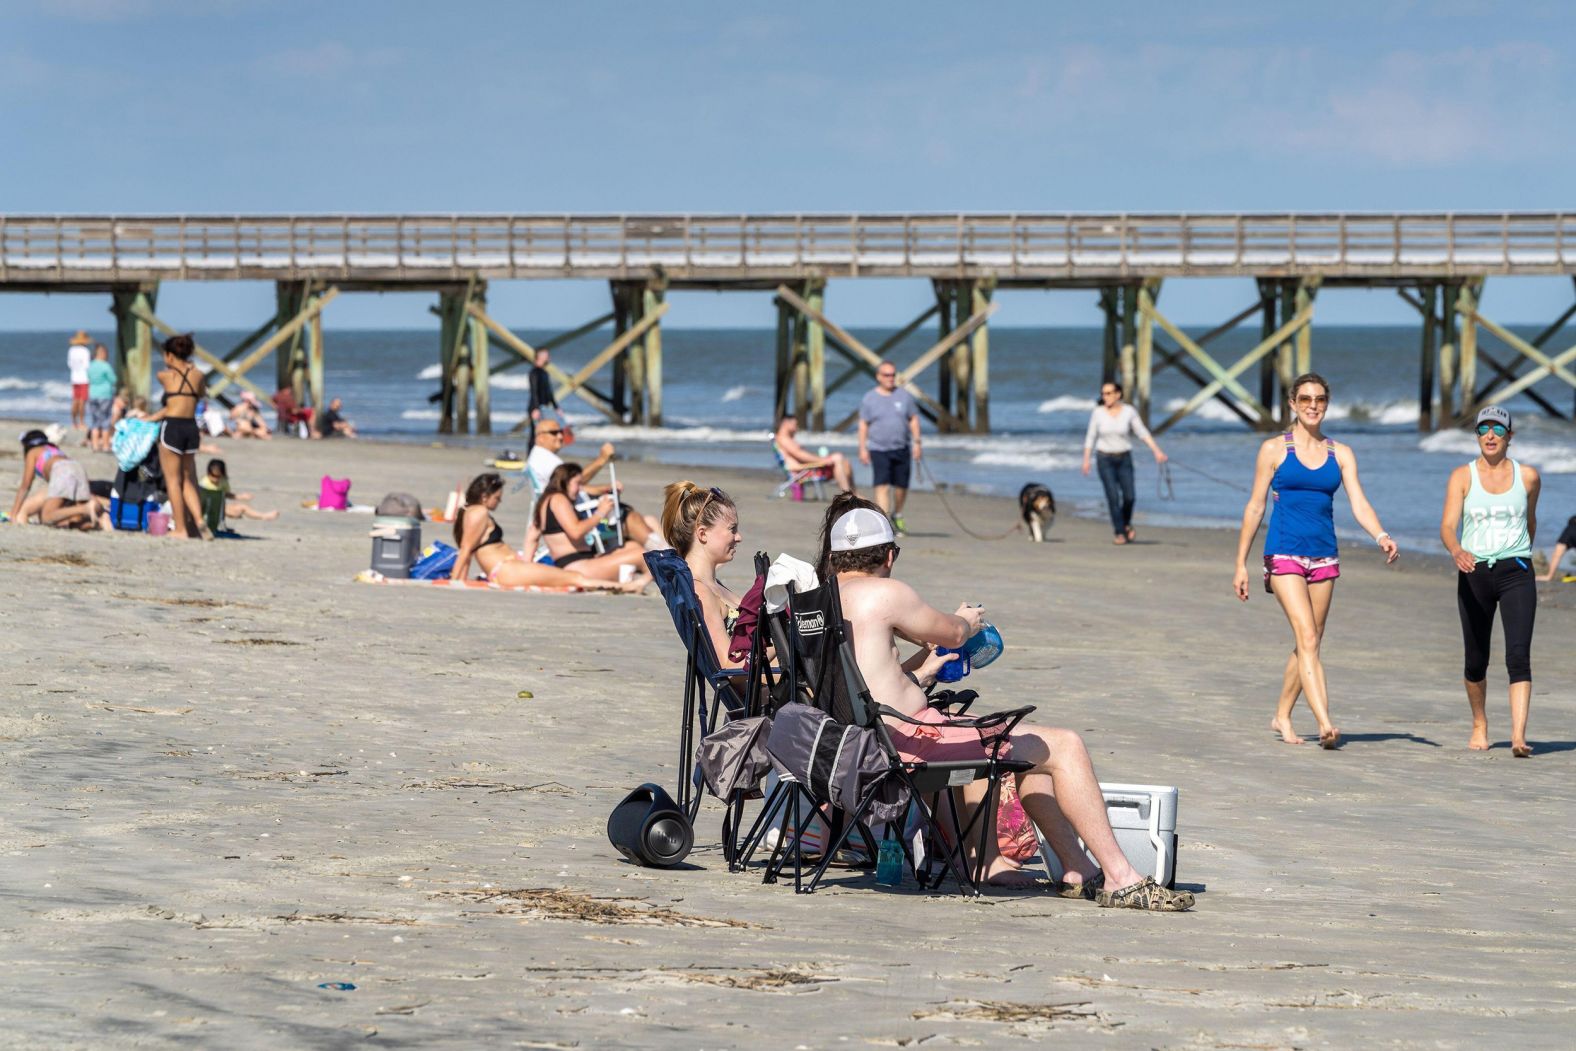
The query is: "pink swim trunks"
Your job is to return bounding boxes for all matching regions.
[884,705,1012,766]
[1263,553,1340,592]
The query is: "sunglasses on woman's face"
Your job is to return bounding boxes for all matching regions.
[1295,395,1329,407]
[1476,423,1508,438]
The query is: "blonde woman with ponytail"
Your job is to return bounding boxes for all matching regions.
[662,480,747,670]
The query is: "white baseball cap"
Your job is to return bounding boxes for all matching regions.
[828,507,896,551]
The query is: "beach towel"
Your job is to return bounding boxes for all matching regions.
[353,570,582,593]
[112,418,160,472]
[763,553,818,614]
[726,574,769,663]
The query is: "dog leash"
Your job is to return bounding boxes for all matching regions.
[1166,459,1251,495]
[916,460,1024,541]
[1157,462,1176,501]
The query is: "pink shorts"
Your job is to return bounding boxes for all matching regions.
[1263,554,1340,593]
[884,706,1012,766]
[72,383,89,401]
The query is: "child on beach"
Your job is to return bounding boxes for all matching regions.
[201,459,279,522]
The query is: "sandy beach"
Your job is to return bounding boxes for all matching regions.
[2,422,1573,1049]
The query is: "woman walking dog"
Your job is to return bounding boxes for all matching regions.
[1232,373,1398,748]
[1082,381,1167,544]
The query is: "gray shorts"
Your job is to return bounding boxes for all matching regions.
[87,397,113,431]
[47,459,91,503]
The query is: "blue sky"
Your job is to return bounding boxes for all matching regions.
[3,0,1573,331]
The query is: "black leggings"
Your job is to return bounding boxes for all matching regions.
[1457,559,1536,684]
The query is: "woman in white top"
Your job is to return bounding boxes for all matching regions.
[1081,381,1167,545]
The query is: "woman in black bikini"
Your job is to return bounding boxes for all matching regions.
[146,333,206,539]
[534,463,651,584]
[450,473,639,591]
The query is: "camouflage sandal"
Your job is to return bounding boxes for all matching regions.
[1095,876,1195,912]
[1050,870,1104,900]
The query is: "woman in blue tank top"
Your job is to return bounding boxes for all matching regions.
[1233,374,1399,749]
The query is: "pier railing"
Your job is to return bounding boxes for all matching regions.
[2,213,1573,284]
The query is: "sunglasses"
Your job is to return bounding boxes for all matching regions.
[1476,423,1508,437]
[696,485,727,521]
[877,371,897,379]
[537,427,562,436]
[890,545,901,564]
[1295,395,1330,406]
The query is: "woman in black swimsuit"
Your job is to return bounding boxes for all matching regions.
[534,463,651,584]
[450,473,639,591]
[146,333,206,539]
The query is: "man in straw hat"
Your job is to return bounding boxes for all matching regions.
[66,331,93,432]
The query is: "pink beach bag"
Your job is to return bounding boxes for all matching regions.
[318,475,351,511]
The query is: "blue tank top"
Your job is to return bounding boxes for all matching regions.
[1263,433,1341,559]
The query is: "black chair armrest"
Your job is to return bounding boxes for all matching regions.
[926,688,978,715]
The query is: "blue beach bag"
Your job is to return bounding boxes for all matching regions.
[409,542,459,580]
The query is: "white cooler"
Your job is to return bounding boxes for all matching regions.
[1039,782,1179,889]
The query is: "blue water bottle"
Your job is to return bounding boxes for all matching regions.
[875,835,905,886]
[935,622,1004,683]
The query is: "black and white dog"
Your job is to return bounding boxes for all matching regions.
[1018,483,1056,542]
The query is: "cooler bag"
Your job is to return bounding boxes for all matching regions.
[1039,782,1179,888]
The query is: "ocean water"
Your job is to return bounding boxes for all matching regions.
[4,325,1575,550]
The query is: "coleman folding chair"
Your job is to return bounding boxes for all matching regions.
[643,548,777,868]
[764,576,1035,896]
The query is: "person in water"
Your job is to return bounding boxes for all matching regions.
[449,472,640,592]
[1439,406,1541,757]
[1232,373,1398,749]
[145,333,207,539]
[820,492,1193,910]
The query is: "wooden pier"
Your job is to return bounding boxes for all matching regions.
[4,213,1575,433]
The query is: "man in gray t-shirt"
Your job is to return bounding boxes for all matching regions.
[857,360,921,534]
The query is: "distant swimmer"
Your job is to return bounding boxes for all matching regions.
[1440,406,1540,757]
[1082,381,1167,545]
[1232,373,1398,749]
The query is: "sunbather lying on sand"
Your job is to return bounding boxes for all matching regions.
[450,472,641,592]
[820,492,1194,911]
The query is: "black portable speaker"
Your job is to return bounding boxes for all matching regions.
[606,783,693,867]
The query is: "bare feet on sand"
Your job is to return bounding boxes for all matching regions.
[1468,725,1490,751]
[1270,717,1305,744]
[1512,741,1533,758]
[1319,725,1341,750]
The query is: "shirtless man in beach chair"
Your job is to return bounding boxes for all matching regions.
[821,494,1194,911]
[774,415,856,496]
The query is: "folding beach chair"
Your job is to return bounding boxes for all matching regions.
[271,389,314,438]
[643,549,777,861]
[771,442,830,502]
[762,577,1035,896]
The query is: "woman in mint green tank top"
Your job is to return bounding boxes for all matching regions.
[1440,406,1541,757]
